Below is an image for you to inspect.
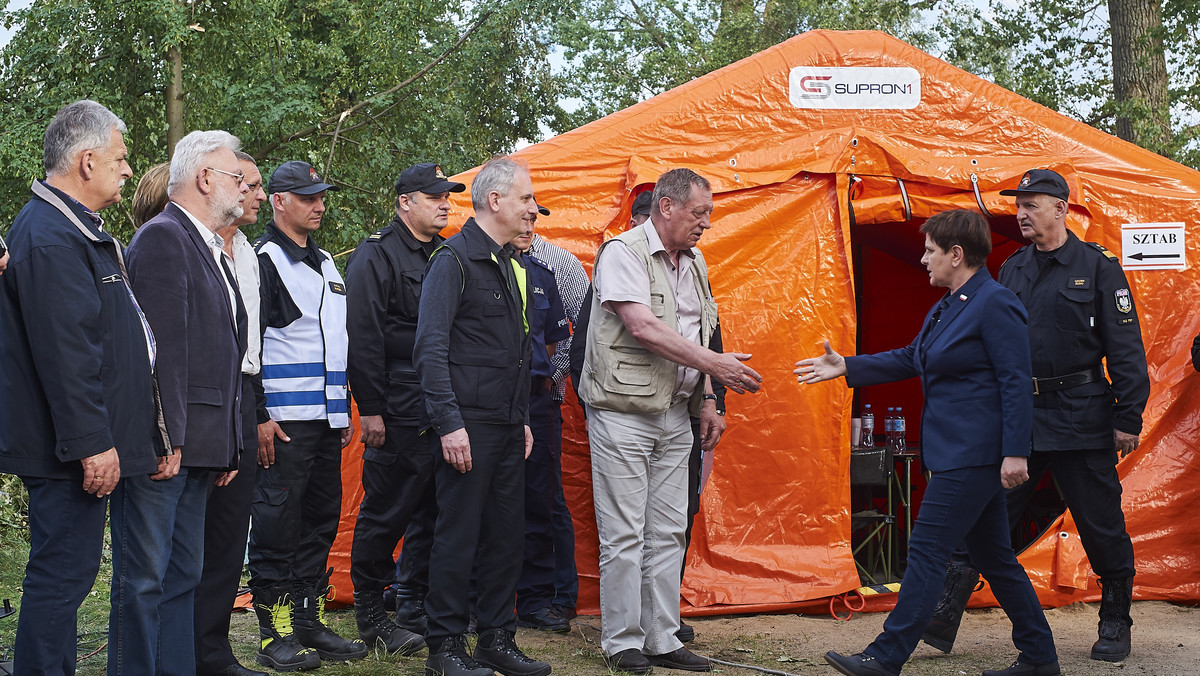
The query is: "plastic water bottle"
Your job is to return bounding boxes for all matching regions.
[885,407,896,448]
[861,404,875,448]
[894,407,907,452]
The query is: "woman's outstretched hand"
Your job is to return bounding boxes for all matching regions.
[794,340,847,384]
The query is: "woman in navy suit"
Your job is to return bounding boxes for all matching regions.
[795,210,1059,676]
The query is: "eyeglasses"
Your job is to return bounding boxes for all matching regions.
[206,166,245,184]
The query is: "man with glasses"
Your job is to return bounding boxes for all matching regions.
[248,160,366,670]
[119,130,248,675]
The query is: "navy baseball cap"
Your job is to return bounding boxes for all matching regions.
[631,191,653,216]
[999,169,1070,202]
[268,161,339,195]
[536,203,550,216]
[395,163,466,195]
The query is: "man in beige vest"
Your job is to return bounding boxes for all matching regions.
[579,168,761,673]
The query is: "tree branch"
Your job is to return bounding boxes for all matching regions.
[253,9,495,159]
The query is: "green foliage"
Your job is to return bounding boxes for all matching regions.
[0,0,568,254]
[0,474,28,542]
[929,0,1200,167]
[548,0,928,130]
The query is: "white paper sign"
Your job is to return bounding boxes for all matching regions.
[788,67,921,110]
[1120,222,1186,271]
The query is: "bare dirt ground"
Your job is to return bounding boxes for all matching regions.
[518,601,1200,675]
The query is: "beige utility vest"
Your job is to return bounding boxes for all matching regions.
[579,224,718,416]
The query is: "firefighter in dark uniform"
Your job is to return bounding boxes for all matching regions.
[513,205,572,632]
[924,169,1149,666]
[347,162,465,655]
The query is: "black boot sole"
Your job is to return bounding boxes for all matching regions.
[255,653,320,672]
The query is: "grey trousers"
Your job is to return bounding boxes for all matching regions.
[588,401,691,656]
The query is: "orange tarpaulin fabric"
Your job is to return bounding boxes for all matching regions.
[325,29,1200,614]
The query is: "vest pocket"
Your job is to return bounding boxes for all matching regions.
[602,346,655,395]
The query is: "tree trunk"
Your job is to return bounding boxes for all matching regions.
[166,45,184,157]
[1110,0,1172,156]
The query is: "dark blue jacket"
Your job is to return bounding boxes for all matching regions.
[845,268,1032,473]
[0,181,163,479]
[525,254,569,379]
[127,203,244,468]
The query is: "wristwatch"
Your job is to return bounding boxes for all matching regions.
[702,393,724,416]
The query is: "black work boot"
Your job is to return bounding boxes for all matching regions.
[252,586,321,672]
[473,628,552,676]
[395,586,429,635]
[293,570,369,661]
[354,590,425,655]
[1091,577,1133,662]
[426,635,494,676]
[921,559,981,653]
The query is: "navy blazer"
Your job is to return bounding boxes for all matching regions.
[845,268,1032,473]
[126,203,244,469]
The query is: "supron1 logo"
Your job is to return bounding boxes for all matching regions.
[797,75,832,98]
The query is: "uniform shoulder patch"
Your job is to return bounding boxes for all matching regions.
[366,225,393,241]
[1086,241,1119,260]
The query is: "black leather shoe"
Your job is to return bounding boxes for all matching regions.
[676,621,695,643]
[517,607,570,633]
[982,657,1061,676]
[211,662,269,676]
[645,647,711,672]
[604,649,652,674]
[473,629,551,676]
[823,651,898,676]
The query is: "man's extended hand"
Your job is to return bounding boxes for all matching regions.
[1000,456,1030,490]
[151,448,182,481]
[214,470,239,487]
[709,352,761,394]
[258,420,290,468]
[1114,429,1140,458]
[360,414,386,448]
[441,428,473,473]
[699,402,726,452]
[524,425,534,459]
[81,447,120,498]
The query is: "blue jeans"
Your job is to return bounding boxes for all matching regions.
[108,468,210,676]
[14,477,109,676]
[864,464,1057,672]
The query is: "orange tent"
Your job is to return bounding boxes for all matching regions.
[326,30,1200,616]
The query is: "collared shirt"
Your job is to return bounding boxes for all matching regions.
[593,217,702,399]
[173,202,238,318]
[528,234,589,401]
[227,228,262,376]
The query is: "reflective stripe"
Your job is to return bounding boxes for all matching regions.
[267,391,328,407]
[262,362,325,379]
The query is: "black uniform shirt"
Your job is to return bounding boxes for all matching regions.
[345,217,443,424]
[998,230,1150,451]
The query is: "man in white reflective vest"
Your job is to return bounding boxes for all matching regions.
[247,160,366,670]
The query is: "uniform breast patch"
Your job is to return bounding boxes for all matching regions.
[329,281,347,295]
[1069,277,1091,289]
[1114,288,1132,313]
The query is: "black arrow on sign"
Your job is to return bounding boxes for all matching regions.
[1129,252,1181,261]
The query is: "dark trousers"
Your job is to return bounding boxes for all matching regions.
[14,477,109,676]
[395,502,436,594]
[195,375,258,674]
[425,422,525,647]
[682,418,703,580]
[248,421,342,590]
[517,388,562,614]
[550,402,578,610]
[350,425,438,592]
[864,465,1057,673]
[1005,448,1135,579]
